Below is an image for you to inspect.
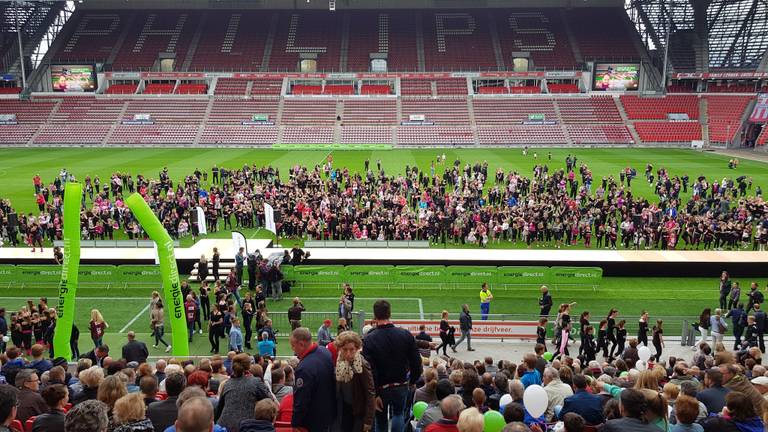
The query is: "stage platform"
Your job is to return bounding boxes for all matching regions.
[1,240,766,277]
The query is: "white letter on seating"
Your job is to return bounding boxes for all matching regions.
[133,13,188,53]
[508,12,555,51]
[64,14,120,53]
[378,13,389,54]
[221,14,241,53]
[435,13,476,53]
[285,14,326,53]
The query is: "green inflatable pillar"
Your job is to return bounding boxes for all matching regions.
[53,182,82,360]
[125,193,189,357]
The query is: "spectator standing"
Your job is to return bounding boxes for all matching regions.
[454,305,474,352]
[479,283,493,321]
[726,303,747,350]
[435,311,455,356]
[362,300,422,432]
[150,300,172,353]
[317,320,332,347]
[258,332,276,358]
[212,247,220,281]
[229,318,243,353]
[121,331,149,364]
[539,286,553,317]
[198,255,209,283]
[291,328,336,432]
[755,304,767,353]
[215,353,271,432]
[719,271,732,311]
[710,309,728,346]
[288,298,305,330]
[334,331,375,432]
[89,310,108,348]
[235,247,246,286]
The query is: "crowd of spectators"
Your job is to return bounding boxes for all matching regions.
[1,157,766,251]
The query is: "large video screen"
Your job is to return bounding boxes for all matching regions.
[593,63,639,91]
[51,65,96,92]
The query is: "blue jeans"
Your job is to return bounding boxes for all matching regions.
[93,337,103,348]
[375,385,409,432]
[231,288,243,308]
[480,302,490,320]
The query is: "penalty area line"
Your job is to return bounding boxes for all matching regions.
[119,302,151,333]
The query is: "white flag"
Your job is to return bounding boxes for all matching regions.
[264,203,276,235]
[231,231,247,259]
[195,206,207,235]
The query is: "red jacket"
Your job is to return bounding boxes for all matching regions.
[425,419,459,432]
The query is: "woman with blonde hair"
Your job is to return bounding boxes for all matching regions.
[98,374,127,428]
[435,310,454,356]
[634,370,660,391]
[457,407,484,432]
[112,392,153,432]
[335,331,375,432]
[70,365,103,405]
[414,368,438,404]
[89,309,108,347]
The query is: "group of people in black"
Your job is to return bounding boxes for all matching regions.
[1,155,767,253]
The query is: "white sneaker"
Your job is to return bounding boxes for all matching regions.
[152,345,157,349]
[199,329,203,334]
[165,345,172,353]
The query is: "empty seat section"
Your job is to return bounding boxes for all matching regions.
[54,12,125,63]
[0,100,56,122]
[386,12,420,72]
[547,83,579,94]
[282,100,337,125]
[397,126,475,145]
[250,79,284,96]
[291,85,322,95]
[0,87,22,94]
[567,8,640,61]
[188,11,272,71]
[667,84,697,93]
[620,95,699,120]
[110,124,198,144]
[401,99,469,124]
[566,125,634,145]
[112,11,199,70]
[282,126,334,144]
[757,128,768,146]
[0,124,39,144]
[341,99,397,125]
[473,99,556,124]
[435,79,467,96]
[105,83,138,94]
[422,11,497,71]
[49,98,124,123]
[34,124,111,144]
[706,95,753,144]
[360,85,392,95]
[175,84,208,94]
[509,86,540,94]
[341,127,392,144]
[400,80,433,97]
[269,12,342,71]
[495,9,575,70]
[477,126,566,145]
[123,100,207,123]
[208,99,279,124]
[557,97,622,123]
[346,12,391,72]
[323,85,354,95]
[707,83,755,93]
[634,122,702,142]
[143,83,175,94]
[214,78,250,96]
[478,86,509,94]
[199,125,278,145]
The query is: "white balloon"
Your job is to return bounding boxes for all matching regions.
[636,360,647,371]
[523,384,548,419]
[638,346,651,362]
[499,394,513,410]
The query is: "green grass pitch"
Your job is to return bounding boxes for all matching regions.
[0,147,767,356]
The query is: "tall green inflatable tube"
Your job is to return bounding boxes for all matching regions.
[53,183,82,360]
[125,193,189,357]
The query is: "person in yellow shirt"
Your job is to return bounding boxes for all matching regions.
[480,283,493,320]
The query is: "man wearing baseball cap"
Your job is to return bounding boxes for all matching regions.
[317,320,332,347]
[751,375,768,403]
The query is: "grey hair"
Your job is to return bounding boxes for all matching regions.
[65,400,109,432]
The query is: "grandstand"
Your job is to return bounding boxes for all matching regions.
[0,0,764,149]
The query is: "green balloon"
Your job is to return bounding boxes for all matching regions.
[413,401,428,420]
[543,352,554,362]
[484,410,506,432]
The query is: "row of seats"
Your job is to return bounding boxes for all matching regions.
[757,127,768,146]
[105,83,138,94]
[633,121,702,143]
[620,95,699,120]
[706,95,753,144]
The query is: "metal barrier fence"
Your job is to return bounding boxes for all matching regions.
[289,281,600,292]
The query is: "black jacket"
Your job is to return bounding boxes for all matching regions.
[31,409,65,432]
[122,340,149,364]
[292,345,336,432]
[147,396,179,432]
[362,323,423,388]
[459,311,472,331]
[239,419,276,432]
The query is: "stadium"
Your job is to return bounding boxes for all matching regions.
[0,0,767,430]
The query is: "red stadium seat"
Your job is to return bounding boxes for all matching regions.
[10,420,22,432]
[25,417,35,432]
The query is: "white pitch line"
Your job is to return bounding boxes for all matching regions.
[0,297,151,301]
[119,302,151,333]
[417,298,424,320]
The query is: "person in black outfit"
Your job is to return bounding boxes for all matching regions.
[596,320,608,358]
[121,331,149,364]
[209,303,224,353]
[755,303,766,353]
[435,311,454,355]
[747,282,764,313]
[362,300,423,432]
[242,302,254,350]
[247,253,258,291]
[200,284,210,322]
[606,309,618,358]
[719,271,732,311]
[582,326,597,363]
[614,320,627,358]
[745,316,758,348]
[726,303,747,350]
[197,255,209,283]
[539,286,553,317]
[652,320,664,362]
[290,328,336,432]
[637,311,649,347]
[31,384,67,432]
[578,311,590,358]
[212,248,220,281]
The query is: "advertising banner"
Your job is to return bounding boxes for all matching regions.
[392,266,446,283]
[391,319,538,339]
[53,183,81,360]
[118,265,162,282]
[51,65,96,92]
[284,265,344,282]
[496,266,550,285]
[343,265,396,282]
[443,266,497,284]
[548,267,603,285]
[264,204,276,235]
[125,193,189,357]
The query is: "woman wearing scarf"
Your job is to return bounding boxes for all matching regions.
[335,331,375,432]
